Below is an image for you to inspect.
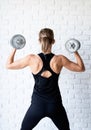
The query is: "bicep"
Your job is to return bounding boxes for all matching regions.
[62,56,81,72]
[7,56,30,69]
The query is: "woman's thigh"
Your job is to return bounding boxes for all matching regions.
[48,103,70,130]
[20,102,45,130]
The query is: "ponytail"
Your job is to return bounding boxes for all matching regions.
[40,37,53,53]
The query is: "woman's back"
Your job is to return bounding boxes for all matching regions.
[32,52,62,103]
[28,53,63,76]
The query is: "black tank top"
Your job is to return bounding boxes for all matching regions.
[32,53,62,102]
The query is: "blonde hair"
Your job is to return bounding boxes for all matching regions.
[39,28,54,53]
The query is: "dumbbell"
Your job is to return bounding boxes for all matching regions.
[10,34,26,49]
[65,38,81,53]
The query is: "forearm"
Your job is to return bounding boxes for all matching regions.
[6,49,16,66]
[74,51,85,71]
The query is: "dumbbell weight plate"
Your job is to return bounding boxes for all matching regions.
[10,34,26,49]
[65,39,81,53]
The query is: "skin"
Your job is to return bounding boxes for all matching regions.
[6,41,85,77]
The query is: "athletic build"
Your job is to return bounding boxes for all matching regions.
[6,28,85,130]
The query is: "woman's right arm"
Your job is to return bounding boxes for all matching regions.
[61,51,85,72]
[6,49,32,70]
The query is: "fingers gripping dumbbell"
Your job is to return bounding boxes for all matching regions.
[65,39,81,53]
[10,34,26,49]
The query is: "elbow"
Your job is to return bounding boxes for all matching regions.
[81,68,85,72]
[82,67,85,72]
[79,66,85,72]
[6,64,11,69]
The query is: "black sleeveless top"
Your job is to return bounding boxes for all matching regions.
[32,53,62,103]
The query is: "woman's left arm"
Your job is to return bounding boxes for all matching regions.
[61,51,85,72]
[6,49,31,69]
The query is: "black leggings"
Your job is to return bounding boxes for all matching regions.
[20,95,70,130]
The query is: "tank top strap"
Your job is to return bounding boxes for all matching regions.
[38,53,55,74]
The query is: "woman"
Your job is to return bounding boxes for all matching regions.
[6,28,85,130]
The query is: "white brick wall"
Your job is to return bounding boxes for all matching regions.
[0,0,91,130]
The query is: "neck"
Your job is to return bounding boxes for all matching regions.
[42,50,52,54]
[42,45,52,54]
